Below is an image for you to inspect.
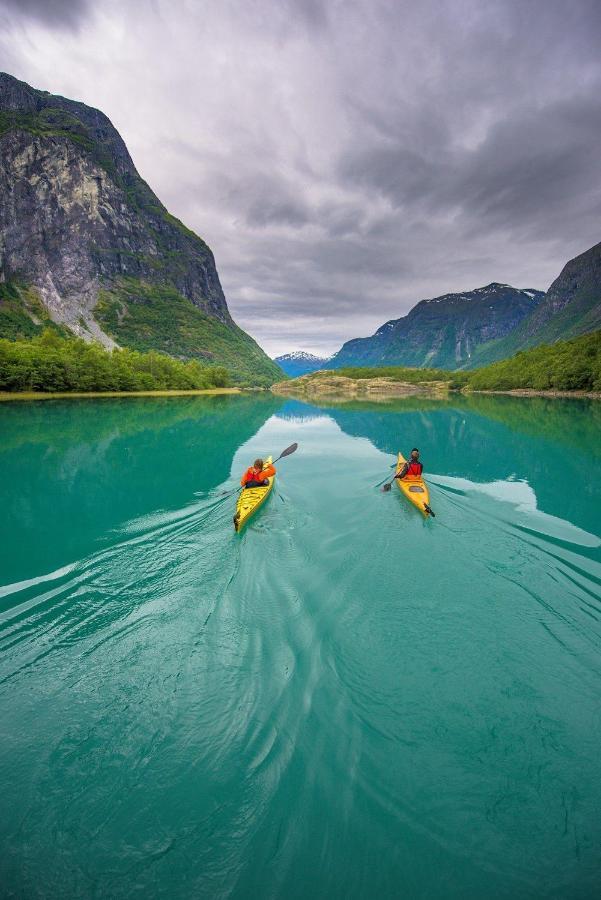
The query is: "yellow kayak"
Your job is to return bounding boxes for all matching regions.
[396,452,433,517]
[233,456,275,532]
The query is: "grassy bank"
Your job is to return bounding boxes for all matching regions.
[0,388,241,402]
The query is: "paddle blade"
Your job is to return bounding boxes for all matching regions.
[374,475,391,487]
[218,485,243,497]
[382,482,393,492]
[278,442,298,459]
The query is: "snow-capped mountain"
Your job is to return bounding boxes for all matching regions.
[274,351,331,376]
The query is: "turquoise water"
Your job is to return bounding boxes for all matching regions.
[1,393,600,899]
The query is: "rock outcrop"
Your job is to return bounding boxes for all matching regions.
[271,371,449,401]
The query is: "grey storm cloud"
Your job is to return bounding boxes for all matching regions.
[0,0,91,28]
[0,0,600,355]
[339,93,601,234]
[238,175,311,229]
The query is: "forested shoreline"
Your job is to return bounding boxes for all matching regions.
[2,328,600,397]
[0,331,230,393]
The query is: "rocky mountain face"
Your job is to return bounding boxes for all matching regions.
[0,72,280,382]
[471,241,601,366]
[538,241,601,337]
[274,351,330,376]
[329,284,544,370]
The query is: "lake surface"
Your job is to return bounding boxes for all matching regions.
[1,393,600,899]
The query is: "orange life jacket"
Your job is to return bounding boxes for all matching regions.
[404,460,423,479]
[241,464,275,486]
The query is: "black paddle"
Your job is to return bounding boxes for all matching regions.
[382,470,402,492]
[218,443,299,498]
[272,442,299,464]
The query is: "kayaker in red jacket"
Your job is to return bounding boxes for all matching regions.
[396,448,423,480]
[240,458,276,489]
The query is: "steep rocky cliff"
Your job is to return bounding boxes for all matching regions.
[471,241,601,366]
[0,72,280,382]
[329,284,544,370]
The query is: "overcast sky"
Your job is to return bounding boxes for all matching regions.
[1,0,600,356]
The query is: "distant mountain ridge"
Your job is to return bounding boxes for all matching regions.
[329,284,544,370]
[274,351,330,376]
[328,239,601,371]
[0,72,280,383]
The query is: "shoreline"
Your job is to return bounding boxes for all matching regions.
[272,373,601,403]
[1,385,599,404]
[468,388,601,399]
[0,388,242,402]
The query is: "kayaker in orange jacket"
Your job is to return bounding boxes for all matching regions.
[240,458,276,489]
[396,448,423,480]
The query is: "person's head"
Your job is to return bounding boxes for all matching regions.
[253,458,264,470]
[410,448,419,460]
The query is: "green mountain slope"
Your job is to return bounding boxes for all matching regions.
[0,282,67,340]
[329,284,544,370]
[464,329,601,391]
[94,278,277,379]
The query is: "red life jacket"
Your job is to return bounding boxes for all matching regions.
[405,460,423,478]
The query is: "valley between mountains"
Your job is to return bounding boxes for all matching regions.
[1,72,600,395]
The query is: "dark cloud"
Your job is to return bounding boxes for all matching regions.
[452,97,601,233]
[0,0,91,28]
[338,92,601,236]
[0,0,600,354]
[240,175,310,228]
[282,0,329,32]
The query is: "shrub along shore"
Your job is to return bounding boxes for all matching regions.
[0,330,232,393]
